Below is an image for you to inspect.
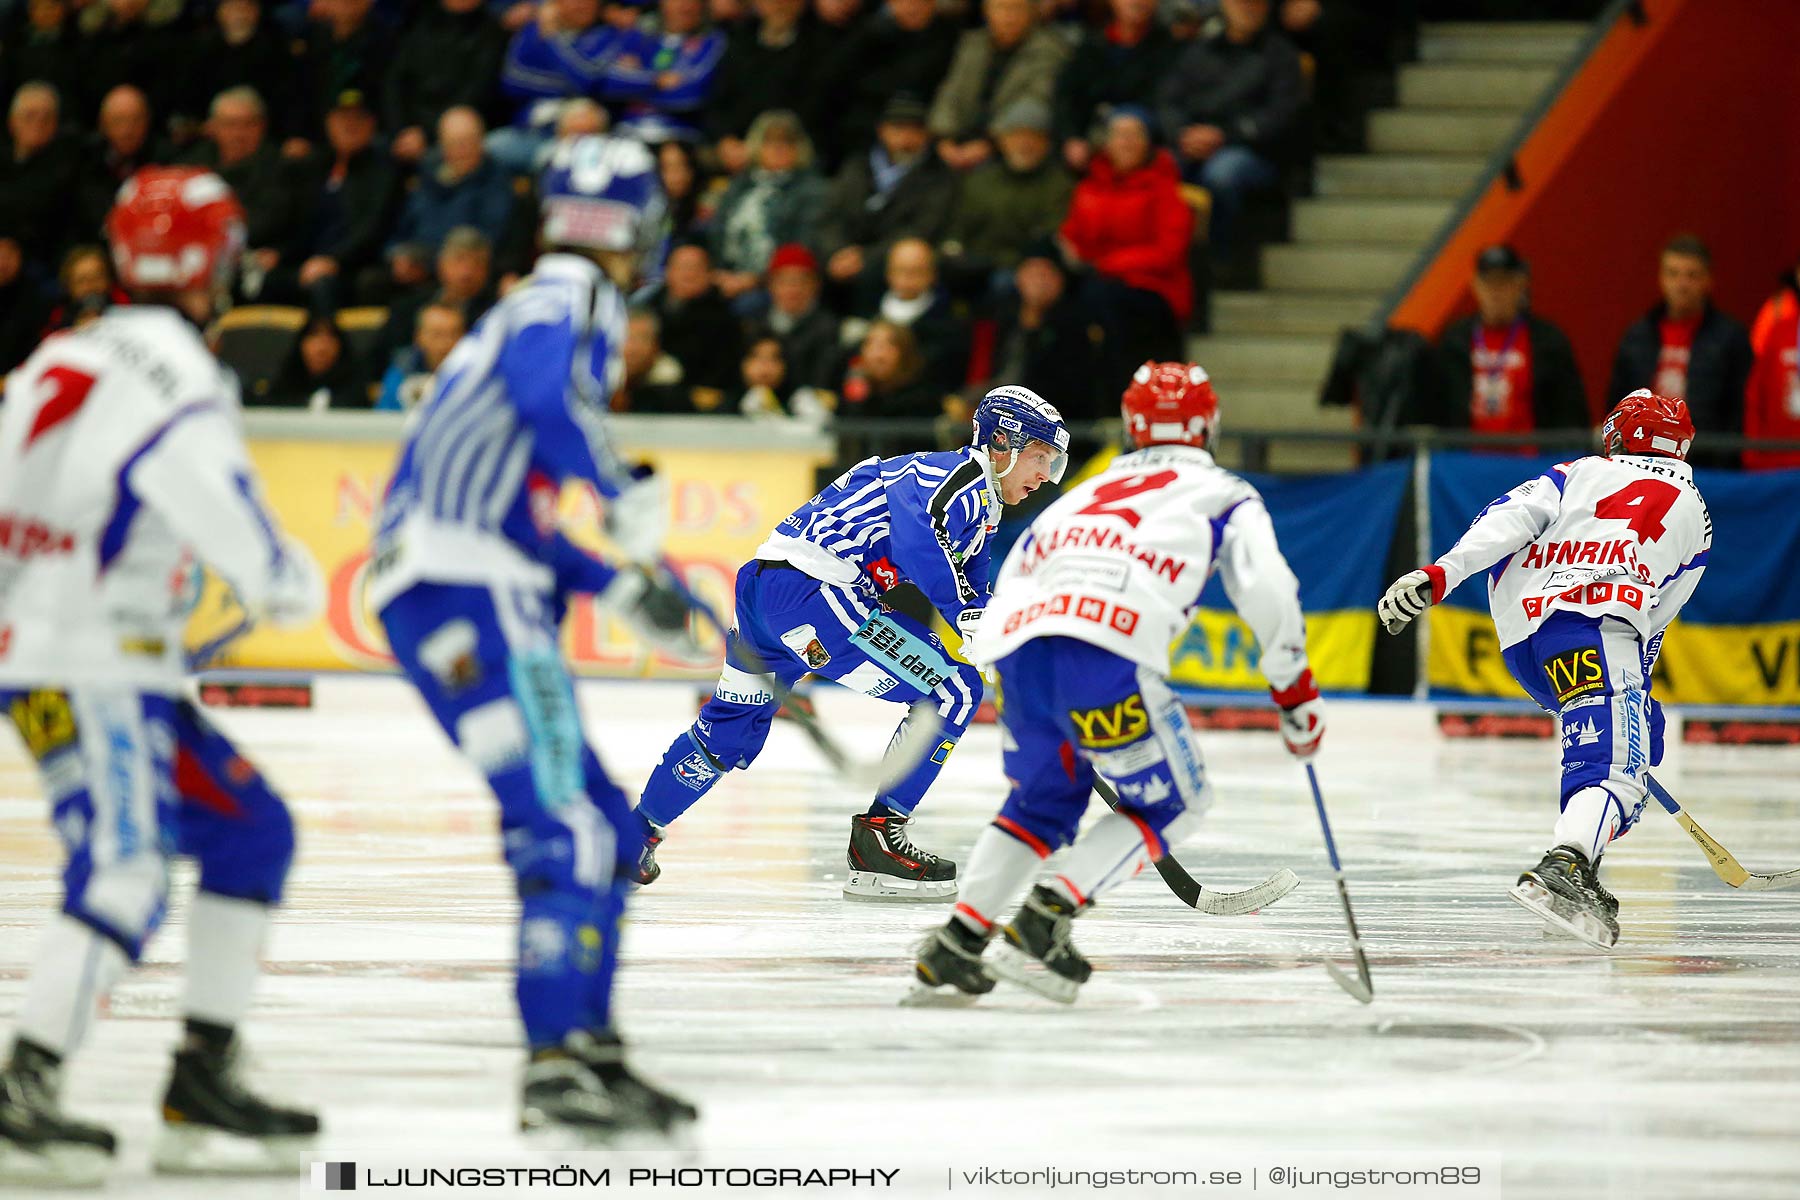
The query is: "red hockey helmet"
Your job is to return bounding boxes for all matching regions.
[1601,388,1694,460]
[1121,361,1219,449]
[105,167,246,293]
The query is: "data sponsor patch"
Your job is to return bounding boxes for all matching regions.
[1543,645,1606,705]
[1067,694,1149,749]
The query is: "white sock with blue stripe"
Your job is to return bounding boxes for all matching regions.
[1555,785,1623,863]
[16,915,130,1059]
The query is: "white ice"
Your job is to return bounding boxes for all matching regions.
[3,677,1800,1198]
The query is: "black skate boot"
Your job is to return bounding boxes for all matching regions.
[154,1022,319,1175]
[989,885,1093,1003]
[0,1038,115,1187]
[901,919,996,1007]
[1509,846,1621,950]
[632,821,665,887]
[520,1030,697,1144]
[844,812,956,901]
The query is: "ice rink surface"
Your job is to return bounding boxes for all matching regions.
[3,676,1799,1199]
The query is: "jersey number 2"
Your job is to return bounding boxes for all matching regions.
[1075,470,1177,529]
[1594,479,1680,544]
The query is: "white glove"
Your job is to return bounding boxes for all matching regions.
[262,537,325,629]
[955,607,982,657]
[1378,568,1437,635]
[600,564,704,659]
[1271,671,1325,760]
[605,471,667,564]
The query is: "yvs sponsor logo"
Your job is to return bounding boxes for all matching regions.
[1068,693,1149,750]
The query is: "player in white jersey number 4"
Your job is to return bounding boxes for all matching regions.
[908,363,1326,1004]
[1379,390,1710,950]
[0,169,326,1184]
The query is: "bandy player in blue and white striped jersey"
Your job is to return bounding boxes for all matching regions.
[368,135,701,1141]
[633,388,1072,901]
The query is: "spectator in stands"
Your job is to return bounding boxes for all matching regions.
[271,89,400,310]
[752,242,838,391]
[929,0,1071,172]
[377,299,466,410]
[815,0,957,168]
[1433,245,1587,439]
[708,0,832,173]
[183,87,310,303]
[41,244,129,334]
[1059,107,1190,376]
[1053,0,1178,174]
[0,83,78,272]
[0,233,50,375]
[78,0,183,123]
[267,313,371,408]
[386,108,515,259]
[812,0,865,45]
[657,139,713,242]
[1742,263,1800,471]
[492,0,619,172]
[940,97,1072,300]
[296,0,397,142]
[819,93,954,307]
[1608,235,1752,455]
[1156,0,1303,258]
[641,240,742,391]
[610,0,727,144]
[837,317,937,422]
[615,308,695,412]
[383,0,508,165]
[378,225,496,361]
[710,109,827,304]
[2,0,82,121]
[177,0,301,144]
[736,333,792,417]
[74,85,171,241]
[858,236,965,391]
[971,237,1102,419]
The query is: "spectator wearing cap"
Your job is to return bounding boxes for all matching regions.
[1608,234,1752,462]
[0,82,79,272]
[608,0,727,144]
[1433,245,1587,442]
[1053,0,1178,174]
[751,242,839,390]
[176,0,302,145]
[3,0,82,121]
[74,85,173,242]
[818,93,955,305]
[0,233,51,375]
[941,97,1072,301]
[814,0,957,169]
[266,89,399,309]
[1744,263,1800,470]
[640,241,743,390]
[1058,107,1190,382]
[384,107,515,263]
[295,0,397,144]
[707,0,834,173]
[709,110,827,306]
[928,0,1071,172]
[1156,0,1303,258]
[967,237,1103,421]
[377,299,466,411]
[383,0,508,165]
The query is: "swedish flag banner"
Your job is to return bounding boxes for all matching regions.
[1427,451,1800,707]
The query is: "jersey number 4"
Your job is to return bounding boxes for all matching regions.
[1594,479,1680,544]
[1076,470,1176,529]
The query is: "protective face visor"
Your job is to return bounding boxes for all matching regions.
[985,428,1069,484]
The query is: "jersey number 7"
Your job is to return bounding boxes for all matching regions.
[1594,479,1680,544]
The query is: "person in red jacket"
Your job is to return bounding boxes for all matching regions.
[1057,106,1192,390]
[1744,264,1800,471]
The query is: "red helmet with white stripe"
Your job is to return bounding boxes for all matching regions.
[1601,389,1694,460]
[1121,361,1220,450]
[105,167,246,294]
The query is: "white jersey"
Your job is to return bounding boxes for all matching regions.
[975,444,1310,689]
[0,308,316,689]
[1433,453,1711,651]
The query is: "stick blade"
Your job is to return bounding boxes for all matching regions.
[1195,869,1301,916]
[1738,868,1800,892]
[1324,960,1373,1004]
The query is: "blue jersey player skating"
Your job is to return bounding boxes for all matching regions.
[632,387,1071,901]
[367,135,700,1141]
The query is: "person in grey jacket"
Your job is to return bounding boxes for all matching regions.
[927,0,1072,172]
[710,110,829,308]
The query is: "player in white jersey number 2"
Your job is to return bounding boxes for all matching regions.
[1378,390,1710,950]
[908,363,1326,1004]
[0,169,326,1184]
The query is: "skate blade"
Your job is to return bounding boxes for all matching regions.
[0,1140,112,1189]
[987,945,1081,1004]
[899,979,986,1008]
[842,871,957,902]
[1508,881,1618,952]
[152,1124,316,1176]
[521,1120,696,1152]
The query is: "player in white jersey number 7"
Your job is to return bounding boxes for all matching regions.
[1379,389,1710,950]
[908,363,1326,1004]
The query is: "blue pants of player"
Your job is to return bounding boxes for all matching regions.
[1501,612,1665,844]
[637,561,985,828]
[1,687,295,961]
[380,581,640,1049]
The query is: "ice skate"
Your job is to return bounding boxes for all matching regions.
[989,885,1093,1003]
[901,921,995,1007]
[0,1040,116,1188]
[520,1030,697,1145]
[632,821,665,887]
[153,1029,320,1175]
[844,812,957,901]
[1509,846,1620,950]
